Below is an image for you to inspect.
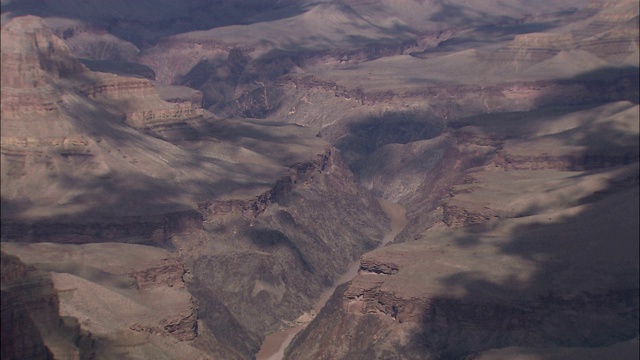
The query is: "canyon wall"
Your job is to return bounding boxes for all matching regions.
[1,251,94,360]
[285,100,640,359]
[1,15,390,359]
[1,2,638,359]
[173,147,389,357]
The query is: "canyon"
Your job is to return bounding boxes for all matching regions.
[1,1,638,359]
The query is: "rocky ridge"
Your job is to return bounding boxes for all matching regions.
[285,100,639,359]
[264,7,639,356]
[1,251,94,359]
[171,145,389,356]
[288,147,638,360]
[1,14,390,359]
[1,1,638,359]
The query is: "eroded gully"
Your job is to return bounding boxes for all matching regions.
[256,198,408,360]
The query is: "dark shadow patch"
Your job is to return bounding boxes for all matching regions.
[2,0,310,48]
[186,279,261,358]
[326,109,446,173]
[79,58,156,80]
[403,113,640,358]
[246,227,313,274]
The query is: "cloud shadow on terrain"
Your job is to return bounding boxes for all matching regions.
[1,0,311,46]
[247,227,315,274]
[529,66,640,111]
[565,66,640,103]
[1,66,353,356]
[79,59,157,80]
[1,71,329,246]
[428,1,580,27]
[177,52,295,117]
[424,0,581,47]
[410,182,639,358]
[185,282,263,356]
[325,109,447,172]
[414,19,561,57]
[406,114,639,359]
[574,65,640,82]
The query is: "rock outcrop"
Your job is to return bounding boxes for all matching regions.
[288,168,640,360]
[0,16,86,87]
[1,209,202,245]
[2,2,638,359]
[1,14,391,360]
[1,251,94,360]
[0,16,210,220]
[285,100,639,359]
[172,145,389,356]
[1,242,209,358]
[198,149,334,219]
[1,252,56,360]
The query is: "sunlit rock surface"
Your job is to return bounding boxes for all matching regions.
[1,1,638,359]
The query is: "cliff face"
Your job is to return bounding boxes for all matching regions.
[1,241,215,359]
[0,16,210,220]
[262,1,637,137]
[1,210,202,246]
[288,169,640,360]
[288,283,638,359]
[285,100,640,359]
[1,15,390,359]
[277,9,640,350]
[74,72,205,129]
[2,2,638,359]
[0,16,86,88]
[1,253,55,360]
[0,16,85,139]
[1,252,94,360]
[0,15,203,132]
[174,147,389,357]
[134,2,417,118]
[198,149,334,219]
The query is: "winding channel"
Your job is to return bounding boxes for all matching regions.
[256,198,408,360]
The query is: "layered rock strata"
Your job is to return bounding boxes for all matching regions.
[1,252,94,360]
[172,146,389,357]
[289,175,640,359]
[1,15,390,359]
[1,243,211,359]
[285,101,639,359]
[2,2,638,359]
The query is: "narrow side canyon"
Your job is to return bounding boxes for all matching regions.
[1,1,638,359]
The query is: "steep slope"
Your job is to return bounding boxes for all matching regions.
[1,15,389,359]
[1,0,312,46]
[265,0,638,178]
[1,251,94,359]
[285,101,639,360]
[134,2,416,117]
[2,1,638,359]
[281,2,639,358]
[0,243,218,359]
